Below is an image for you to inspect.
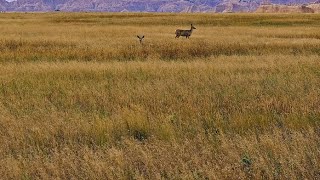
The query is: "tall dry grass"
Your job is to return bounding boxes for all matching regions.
[0,13,319,179]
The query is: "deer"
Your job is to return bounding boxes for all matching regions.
[137,35,145,44]
[175,24,196,39]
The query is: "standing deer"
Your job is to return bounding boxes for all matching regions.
[175,24,196,39]
[137,35,145,44]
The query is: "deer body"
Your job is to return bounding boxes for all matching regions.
[175,24,196,39]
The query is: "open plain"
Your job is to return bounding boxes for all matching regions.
[0,13,319,179]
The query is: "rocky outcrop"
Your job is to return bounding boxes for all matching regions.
[256,4,314,13]
[12,0,51,11]
[0,0,9,11]
[306,2,320,12]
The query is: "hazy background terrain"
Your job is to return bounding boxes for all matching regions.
[1,0,320,12]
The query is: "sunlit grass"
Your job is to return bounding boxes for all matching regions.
[0,13,319,179]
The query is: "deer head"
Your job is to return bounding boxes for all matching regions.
[137,35,145,44]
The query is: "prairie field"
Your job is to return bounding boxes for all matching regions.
[0,12,320,179]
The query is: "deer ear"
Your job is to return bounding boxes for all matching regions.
[137,35,140,38]
[142,36,144,38]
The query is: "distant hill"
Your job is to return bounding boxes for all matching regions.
[0,0,318,12]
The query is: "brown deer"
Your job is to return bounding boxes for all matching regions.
[137,35,145,44]
[175,24,196,39]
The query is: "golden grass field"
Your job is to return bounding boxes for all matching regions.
[0,12,320,179]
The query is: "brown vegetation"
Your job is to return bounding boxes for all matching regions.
[0,13,319,179]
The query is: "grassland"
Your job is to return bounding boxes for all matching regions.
[0,12,319,179]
